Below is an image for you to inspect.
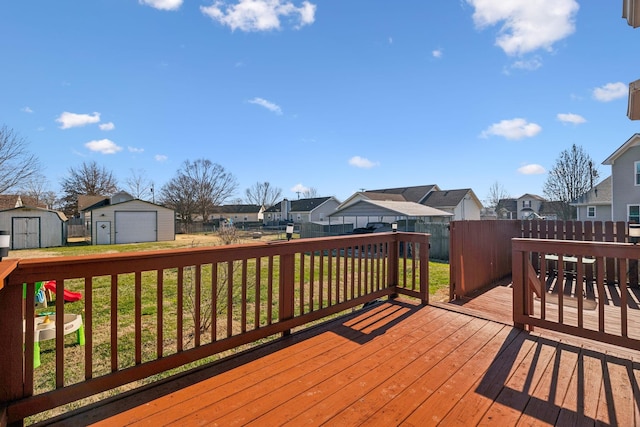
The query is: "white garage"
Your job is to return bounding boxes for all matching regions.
[85,199,175,245]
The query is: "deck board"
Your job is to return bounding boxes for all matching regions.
[42,297,640,427]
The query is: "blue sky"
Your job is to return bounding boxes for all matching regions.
[1,0,639,205]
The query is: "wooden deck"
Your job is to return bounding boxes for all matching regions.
[39,296,640,426]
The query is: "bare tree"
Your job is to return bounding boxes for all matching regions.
[159,159,238,223]
[485,182,510,210]
[18,173,57,209]
[59,161,118,217]
[302,187,319,199]
[125,169,154,201]
[543,144,599,220]
[0,125,40,194]
[244,181,282,207]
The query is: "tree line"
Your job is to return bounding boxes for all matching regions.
[0,125,320,220]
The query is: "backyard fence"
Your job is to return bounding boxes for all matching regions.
[449,219,638,300]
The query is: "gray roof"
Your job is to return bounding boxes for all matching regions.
[265,197,334,213]
[570,176,612,206]
[364,184,438,203]
[421,189,471,208]
[329,199,453,218]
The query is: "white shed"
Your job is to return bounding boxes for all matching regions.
[0,206,68,249]
[85,199,175,245]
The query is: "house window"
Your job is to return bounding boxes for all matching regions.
[636,161,640,185]
[587,206,596,218]
[629,205,640,223]
[522,200,531,208]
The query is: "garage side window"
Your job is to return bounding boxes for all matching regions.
[587,206,596,218]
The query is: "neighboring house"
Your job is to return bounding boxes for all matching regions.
[334,185,482,227]
[209,204,264,224]
[337,184,440,210]
[517,194,546,220]
[83,193,175,245]
[263,197,341,224]
[496,198,517,219]
[570,176,612,221]
[0,194,47,210]
[0,206,68,249]
[421,189,483,221]
[328,199,453,229]
[602,133,640,222]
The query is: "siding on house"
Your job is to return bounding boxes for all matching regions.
[609,144,640,221]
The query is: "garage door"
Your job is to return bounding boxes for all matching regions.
[115,211,157,244]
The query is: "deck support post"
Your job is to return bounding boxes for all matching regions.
[0,274,25,427]
[279,252,295,336]
[512,245,526,330]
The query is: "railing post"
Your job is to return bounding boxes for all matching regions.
[387,235,399,300]
[279,252,295,336]
[0,266,25,426]
[420,234,430,305]
[512,241,526,329]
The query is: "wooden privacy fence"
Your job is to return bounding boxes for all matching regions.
[512,238,640,352]
[0,232,429,425]
[449,220,521,299]
[450,220,638,299]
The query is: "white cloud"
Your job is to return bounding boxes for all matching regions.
[99,122,115,131]
[249,97,283,114]
[85,139,122,154]
[348,156,379,169]
[557,113,586,124]
[201,0,316,32]
[517,164,546,175]
[592,82,627,102]
[432,49,443,58]
[56,111,101,129]
[21,106,33,113]
[467,0,579,56]
[155,154,168,162]
[139,0,183,11]
[480,118,541,140]
[128,146,144,153]
[510,57,542,71]
[291,183,309,194]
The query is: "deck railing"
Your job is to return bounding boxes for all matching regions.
[512,238,640,351]
[0,232,429,425]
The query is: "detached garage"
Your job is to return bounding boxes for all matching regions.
[0,206,68,249]
[85,199,175,245]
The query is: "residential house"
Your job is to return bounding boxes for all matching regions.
[334,185,482,228]
[495,198,517,219]
[0,194,47,210]
[602,133,640,222]
[518,193,547,219]
[328,199,453,230]
[209,204,264,225]
[570,176,612,221]
[337,184,440,210]
[421,189,483,220]
[263,197,341,224]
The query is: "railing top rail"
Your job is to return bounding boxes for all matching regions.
[512,237,640,258]
[5,232,429,286]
